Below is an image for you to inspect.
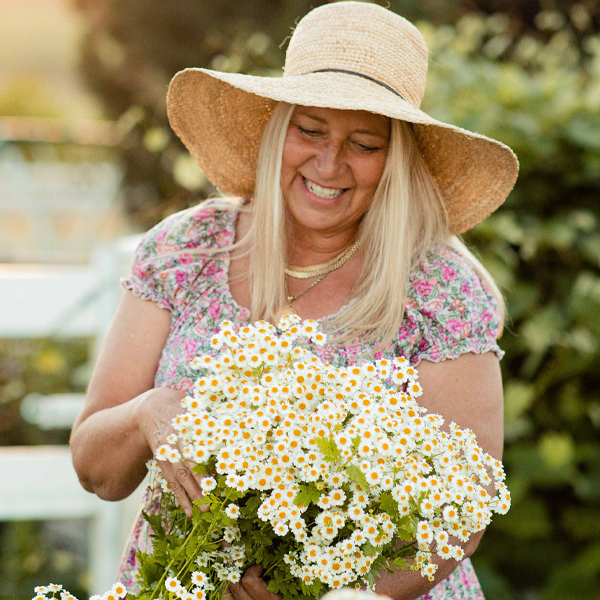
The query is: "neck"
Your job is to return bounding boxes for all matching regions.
[286,222,359,267]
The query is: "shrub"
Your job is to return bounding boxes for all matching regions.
[419,11,600,599]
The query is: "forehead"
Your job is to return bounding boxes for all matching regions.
[292,105,390,136]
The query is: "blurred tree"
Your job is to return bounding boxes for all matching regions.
[73,0,337,228]
[73,0,599,229]
[417,7,600,598]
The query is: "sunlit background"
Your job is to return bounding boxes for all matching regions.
[1,1,600,599]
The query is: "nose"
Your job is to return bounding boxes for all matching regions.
[314,139,346,180]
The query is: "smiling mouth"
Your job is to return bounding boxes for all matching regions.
[302,176,347,200]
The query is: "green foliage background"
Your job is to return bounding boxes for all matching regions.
[0,339,92,600]
[420,12,600,600]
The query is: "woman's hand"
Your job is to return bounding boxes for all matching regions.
[134,386,206,517]
[225,565,282,600]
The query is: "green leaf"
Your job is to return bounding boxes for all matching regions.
[138,552,161,586]
[141,510,165,536]
[193,496,211,510]
[379,491,398,519]
[393,557,410,569]
[192,462,210,477]
[252,529,274,546]
[345,464,370,491]
[315,435,341,462]
[394,516,416,540]
[363,540,377,557]
[244,494,262,514]
[294,483,322,507]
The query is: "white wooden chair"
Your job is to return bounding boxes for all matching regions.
[0,235,144,594]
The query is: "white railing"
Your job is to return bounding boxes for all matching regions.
[0,235,144,594]
[0,123,124,264]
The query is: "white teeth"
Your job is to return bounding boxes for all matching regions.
[304,177,344,199]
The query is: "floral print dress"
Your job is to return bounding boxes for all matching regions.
[117,203,503,599]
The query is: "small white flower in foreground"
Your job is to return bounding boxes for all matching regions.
[155,444,171,460]
[167,447,182,462]
[200,476,217,493]
[112,582,127,598]
[225,503,240,519]
[421,562,438,581]
[191,571,207,586]
[165,576,182,594]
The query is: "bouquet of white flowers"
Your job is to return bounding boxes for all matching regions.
[32,315,510,600]
[135,315,510,600]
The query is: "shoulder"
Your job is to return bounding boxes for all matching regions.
[408,243,495,307]
[401,242,503,363]
[121,199,240,311]
[133,198,239,259]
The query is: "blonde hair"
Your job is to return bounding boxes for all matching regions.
[177,102,505,350]
[240,102,504,350]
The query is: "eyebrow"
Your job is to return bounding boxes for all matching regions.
[295,112,390,140]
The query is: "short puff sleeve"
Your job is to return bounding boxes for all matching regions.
[399,244,504,365]
[120,205,233,313]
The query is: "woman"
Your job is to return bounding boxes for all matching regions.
[70,2,518,599]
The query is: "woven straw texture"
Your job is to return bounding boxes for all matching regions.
[167,1,519,235]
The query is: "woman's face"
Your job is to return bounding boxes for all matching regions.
[280,106,390,238]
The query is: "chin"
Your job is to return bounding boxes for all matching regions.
[287,202,348,233]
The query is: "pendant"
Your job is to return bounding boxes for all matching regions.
[274,305,297,323]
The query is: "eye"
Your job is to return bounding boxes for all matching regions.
[355,143,380,153]
[297,125,322,137]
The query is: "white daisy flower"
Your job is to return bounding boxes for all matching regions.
[200,477,217,493]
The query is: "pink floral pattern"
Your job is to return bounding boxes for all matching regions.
[116,204,501,598]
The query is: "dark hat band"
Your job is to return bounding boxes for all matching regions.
[306,68,406,101]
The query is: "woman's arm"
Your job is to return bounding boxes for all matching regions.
[227,350,504,600]
[69,291,204,515]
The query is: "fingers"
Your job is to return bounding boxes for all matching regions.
[227,582,250,600]
[229,565,260,600]
[137,388,211,516]
[222,586,236,600]
[158,461,206,517]
[234,565,282,600]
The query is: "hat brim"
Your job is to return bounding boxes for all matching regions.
[167,68,518,235]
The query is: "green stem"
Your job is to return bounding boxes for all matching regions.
[149,520,202,600]
[172,489,236,588]
[261,557,282,580]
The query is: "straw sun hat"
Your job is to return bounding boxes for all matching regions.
[167,1,519,235]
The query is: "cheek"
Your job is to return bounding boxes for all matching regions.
[356,156,387,191]
[281,136,312,177]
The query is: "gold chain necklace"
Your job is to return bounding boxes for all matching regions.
[285,240,360,280]
[286,274,328,304]
[285,240,360,304]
